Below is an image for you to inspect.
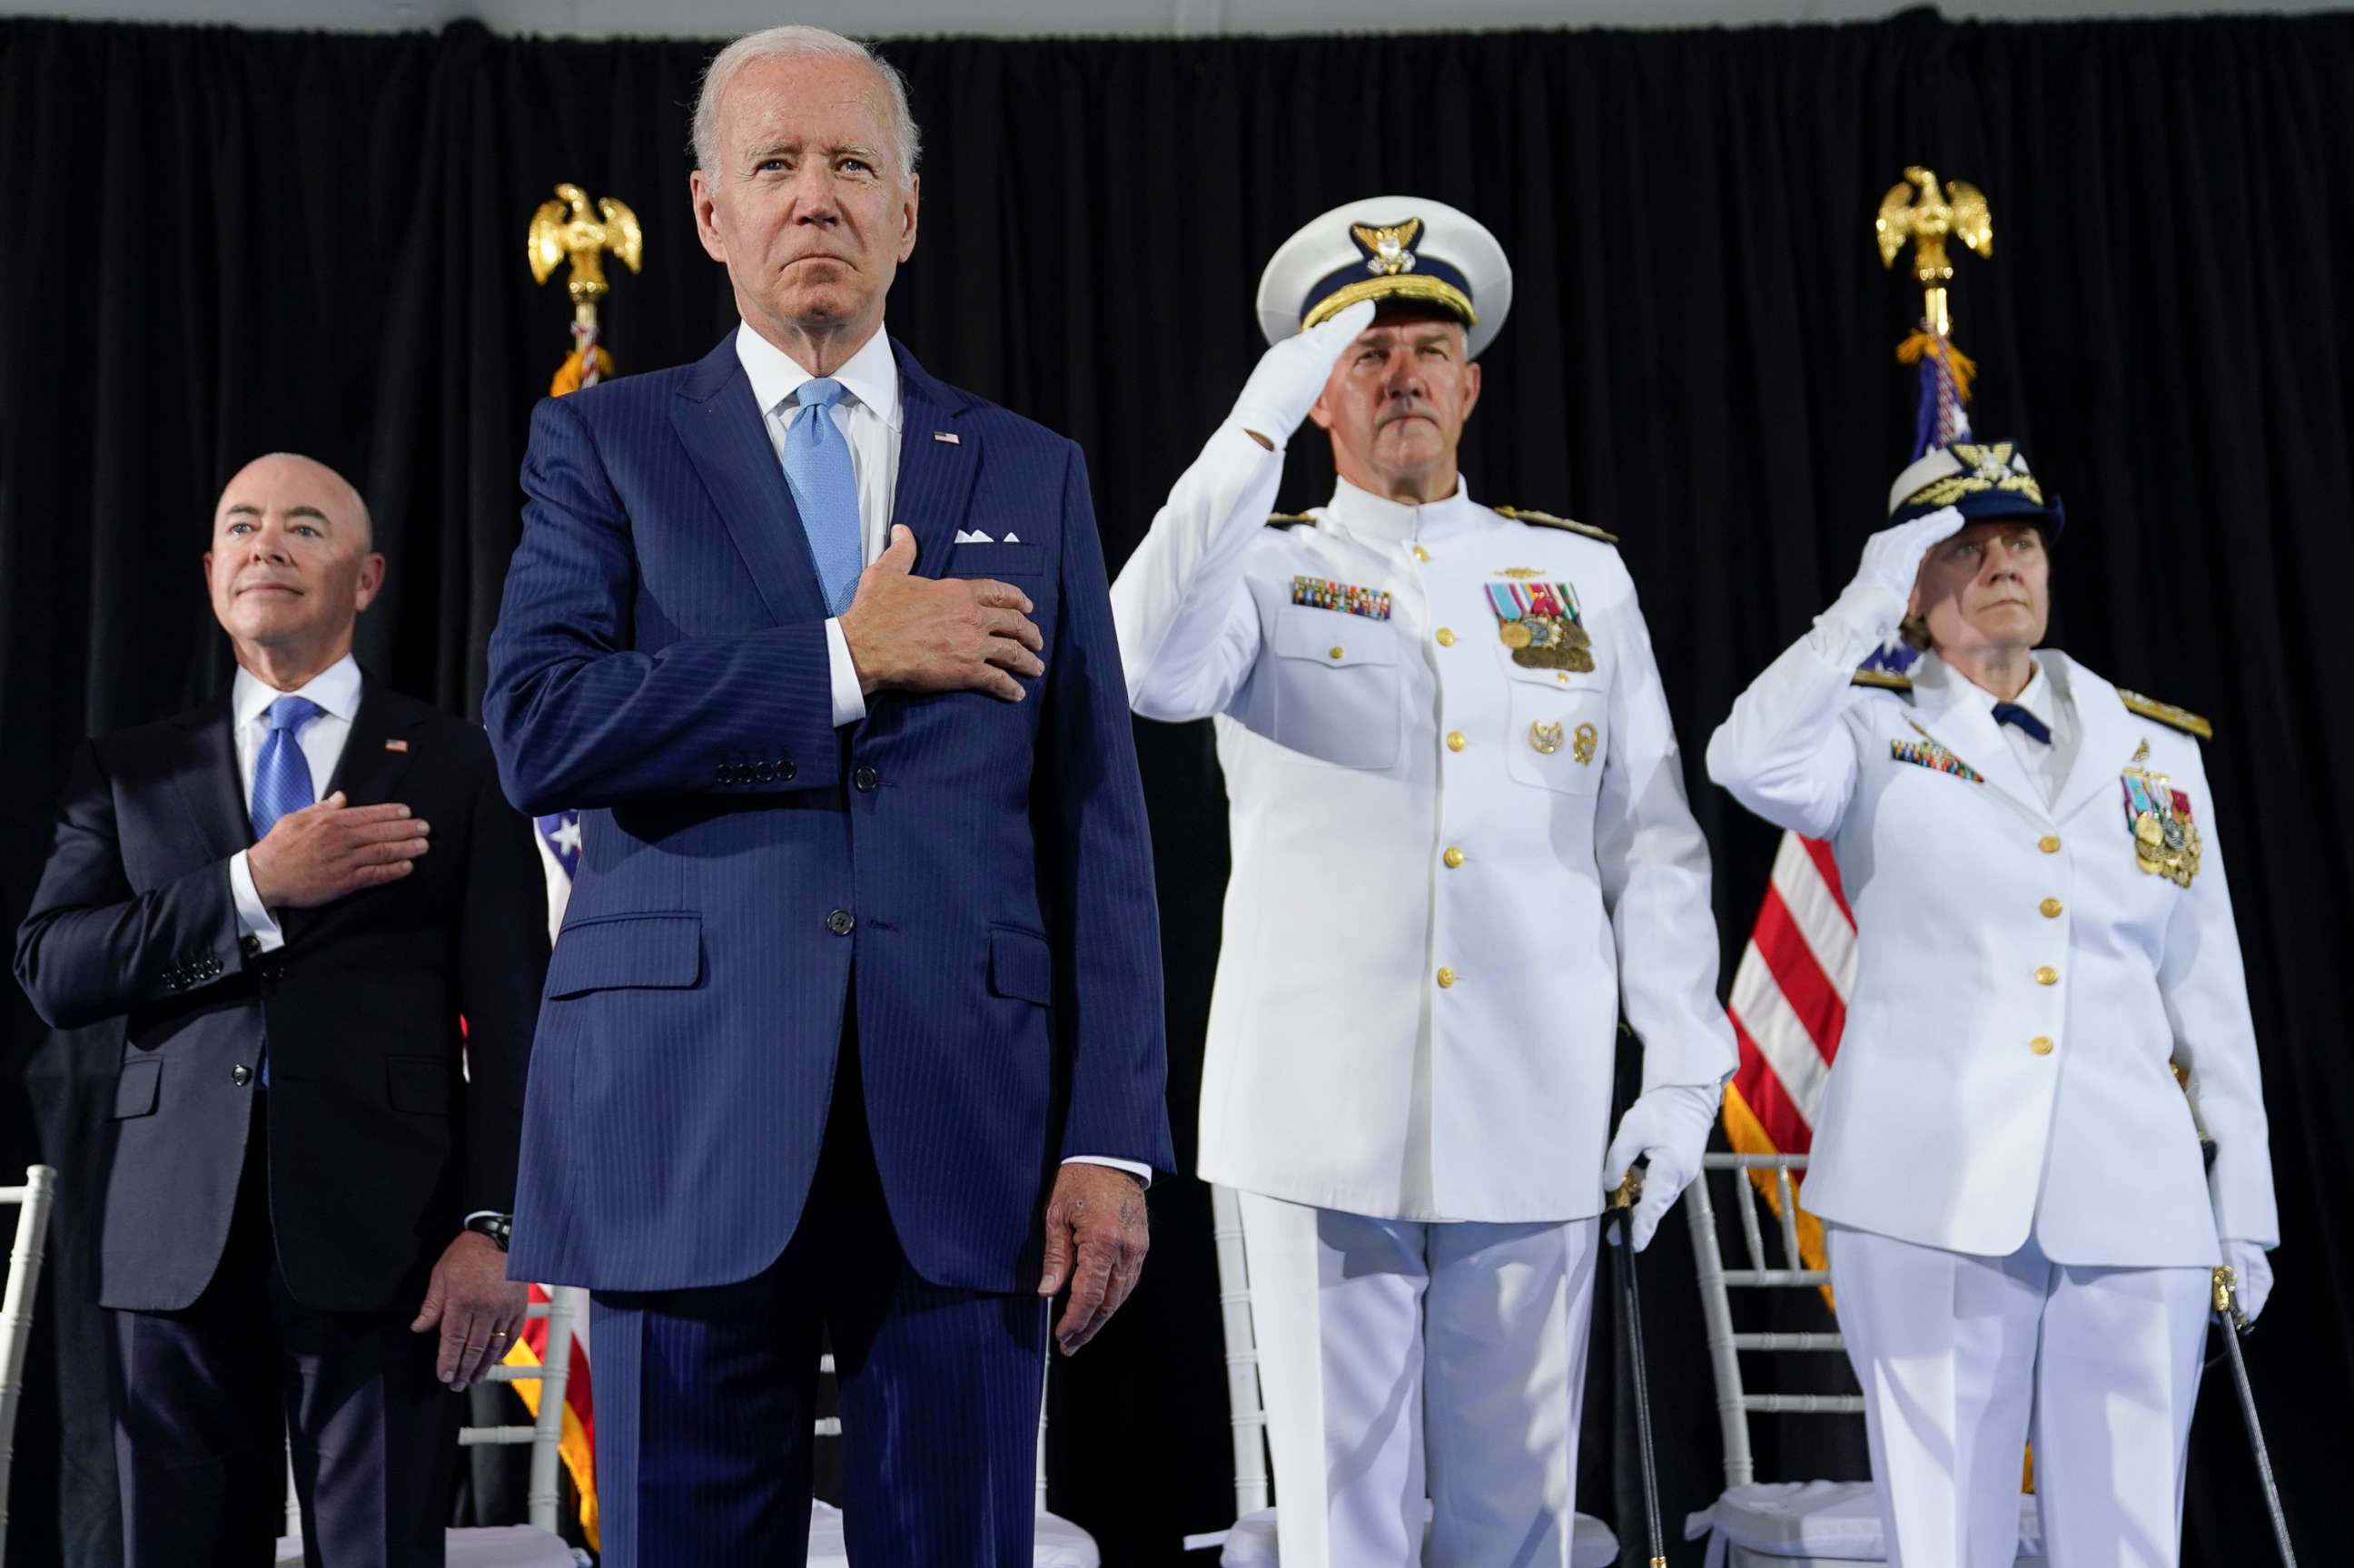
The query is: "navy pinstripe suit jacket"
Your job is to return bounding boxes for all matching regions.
[485,332,1172,1296]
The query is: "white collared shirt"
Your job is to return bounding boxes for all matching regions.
[1934,654,2078,807]
[226,653,363,952]
[735,321,903,727]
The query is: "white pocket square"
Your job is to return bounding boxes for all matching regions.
[954,528,986,543]
[1001,532,1021,543]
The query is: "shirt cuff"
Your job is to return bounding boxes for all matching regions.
[1062,1155,1152,1189]
[228,851,285,954]
[826,617,868,727]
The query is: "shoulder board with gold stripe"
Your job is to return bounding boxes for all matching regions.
[1850,669,1914,693]
[1266,511,1319,529]
[2117,688,2213,740]
[1492,506,1619,546]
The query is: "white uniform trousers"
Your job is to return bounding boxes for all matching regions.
[1239,1192,1599,1568]
[1825,1223,2211,1568]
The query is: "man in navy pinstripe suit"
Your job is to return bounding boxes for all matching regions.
[482,25,1172,1566]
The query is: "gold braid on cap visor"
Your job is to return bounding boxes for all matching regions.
[1301,275,1478,330]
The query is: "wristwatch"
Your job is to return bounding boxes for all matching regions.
[464,1212,513,1252]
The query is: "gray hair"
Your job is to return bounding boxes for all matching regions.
[691,25,920,183]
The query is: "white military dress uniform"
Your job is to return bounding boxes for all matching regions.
[1113,196,1734,1563]
[1706,443,2280,1568]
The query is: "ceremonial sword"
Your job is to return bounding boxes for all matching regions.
[1606,1163,1668,1568]
[2211,1263,2298,1564]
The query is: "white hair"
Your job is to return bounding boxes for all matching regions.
[691,25,920,183]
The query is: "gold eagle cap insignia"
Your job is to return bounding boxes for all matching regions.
[1351,218,1422,277]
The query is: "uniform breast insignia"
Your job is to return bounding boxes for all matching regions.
[1487,581,1595,672]
[1890,725,1983,783]
[2122,768,2202,887]
[1291,575,1392,620]
[1498,567,1545,578]
[1572,723,1597,764]
[1529,720,1565,754]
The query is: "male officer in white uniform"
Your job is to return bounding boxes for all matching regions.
[1112,198,1737,1566]
[1706,442,2280,1566]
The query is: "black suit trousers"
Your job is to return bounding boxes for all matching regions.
[108,1094,458,1568]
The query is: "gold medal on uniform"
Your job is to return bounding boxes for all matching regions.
[1486,581,1596,673]
[2120,767,2201,887]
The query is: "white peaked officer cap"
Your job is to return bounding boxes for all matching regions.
[1255,195,1514,360]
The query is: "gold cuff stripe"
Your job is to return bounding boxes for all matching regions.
[1301,275,1477,331]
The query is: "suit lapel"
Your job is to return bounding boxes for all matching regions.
[288,679,420,945]
[669,335,831,627]
[2047,653,2140,827]
[170,691,249,863]
[891,342,980,580]
[325,679,420,807]
[1906,663,2048,822]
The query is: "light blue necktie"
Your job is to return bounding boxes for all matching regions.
[251,695,321,841]
[781,378,865,616]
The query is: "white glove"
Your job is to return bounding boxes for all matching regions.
[2221,1238,2273,1324]
[1228,299,1378,451]
[1600,1082,1720,1252]
[1826,504,1968,635]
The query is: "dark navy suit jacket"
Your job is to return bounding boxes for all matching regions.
[485,333,1172,1297]
[14,681,545,1314]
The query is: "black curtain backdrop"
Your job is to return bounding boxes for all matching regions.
[5,10,2351,1566]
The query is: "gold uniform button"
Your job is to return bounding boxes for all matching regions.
[1329,646,1345,660]
[2031,1036,2055,1056]
[1436,967,1458,990]
[2039,835,2062,854]
[2040,898,2063,919]
[1446,731,1467,753]
[1436,627,1457,647]
[1413,545,1431,562]
[1442,846,1466,869]
[2034,966,2060,986]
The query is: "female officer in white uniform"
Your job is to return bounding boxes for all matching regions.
[1705,441,2280,1567]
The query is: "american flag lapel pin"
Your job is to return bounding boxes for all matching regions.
[933,430,960,444]
[384,739,409,753]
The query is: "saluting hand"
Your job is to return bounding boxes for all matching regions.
[1231,298,1379,451]
[839,525,1045,702]
[245,793,430,909]
[1836,504,1969,628]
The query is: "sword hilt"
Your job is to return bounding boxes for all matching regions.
[1609,1165,1646,1212]
[2213,1265,2252,1336]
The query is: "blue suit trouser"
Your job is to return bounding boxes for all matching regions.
[590,1019,1050,1567]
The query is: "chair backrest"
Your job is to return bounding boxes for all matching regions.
[1209,1185,1272,1520]
[1682,1153,1863,1491]
[0,1166,59,1562]
[282,1283,583,1541]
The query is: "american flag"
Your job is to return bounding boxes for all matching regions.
[496,810,598,1550]
[1721,640,1917,1272]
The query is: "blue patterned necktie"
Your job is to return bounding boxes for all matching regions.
[251,695,321,840]
[1991,701,2052,745]
[781,378,865,616]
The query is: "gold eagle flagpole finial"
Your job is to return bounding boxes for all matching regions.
[528,182,644,397]
[1875,165,1992,339]
[1876,166,1993,455]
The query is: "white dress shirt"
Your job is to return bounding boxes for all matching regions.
[1931,654,2078,808]
[736,322,1146,1189]
[735,321,901,728]
[226,654,362,953]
